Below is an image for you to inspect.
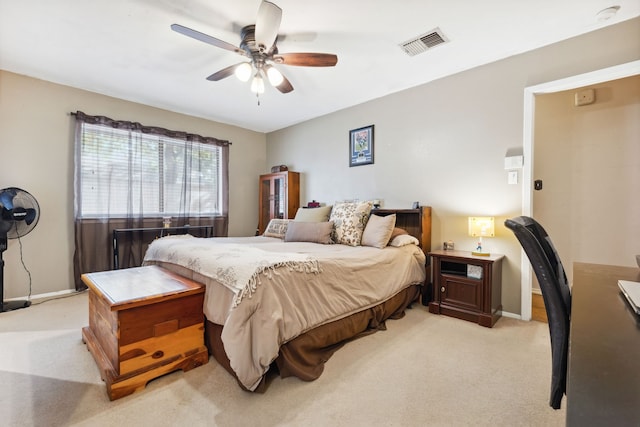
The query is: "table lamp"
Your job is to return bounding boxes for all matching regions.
[468,216,495,256]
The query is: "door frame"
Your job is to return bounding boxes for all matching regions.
[520,60,640,320]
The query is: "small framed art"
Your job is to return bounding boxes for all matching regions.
[349,125,374,167]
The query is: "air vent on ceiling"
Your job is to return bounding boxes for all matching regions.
[399,28,448,57]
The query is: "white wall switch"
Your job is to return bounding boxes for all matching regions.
[508,170,518,184]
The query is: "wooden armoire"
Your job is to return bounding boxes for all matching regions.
[257,171,300,234]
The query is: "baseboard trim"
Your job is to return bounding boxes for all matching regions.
[6,288,81,302]
[501,311,521,320]
[15,291,528,320]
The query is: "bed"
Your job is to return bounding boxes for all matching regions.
[142,204,432,392]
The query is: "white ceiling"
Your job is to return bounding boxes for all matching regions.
[1,1,637,133]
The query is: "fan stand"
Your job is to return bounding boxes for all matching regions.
[0,236,31,312]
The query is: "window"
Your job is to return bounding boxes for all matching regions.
[72,111,230,289]
[74,112,229,220]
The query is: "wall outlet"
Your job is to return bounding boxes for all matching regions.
[575,89,595,106]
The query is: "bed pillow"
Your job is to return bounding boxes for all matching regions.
[294,205,333,222]
[329,201,373,246]
[389,234,420,247]
[361,214,396,249]
[263,219,291,238]
[389,227,409,241]
[284,221,333,244]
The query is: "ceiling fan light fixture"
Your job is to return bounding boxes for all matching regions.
[266,66,284,86]
[235,62,253,82]
[251,73,265,94]
[172,1,337,97]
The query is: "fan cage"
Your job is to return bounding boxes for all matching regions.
[0,187,40,239]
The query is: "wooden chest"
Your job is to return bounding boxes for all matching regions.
[81,265,208,400]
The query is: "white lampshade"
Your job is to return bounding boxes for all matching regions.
[250,74,265,94]
[468,217,495,237]
[468,216,495,256]
[266,66,284,86]
[234,63,252,82]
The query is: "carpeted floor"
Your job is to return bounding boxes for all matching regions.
[0,292,566,427]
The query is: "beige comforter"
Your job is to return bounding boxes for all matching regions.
[143,236,426,391]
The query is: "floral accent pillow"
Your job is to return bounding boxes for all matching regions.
[263,219,291,238]
[329,201,373,246]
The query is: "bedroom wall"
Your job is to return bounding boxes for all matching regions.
[265,17,640,316]
[0,70,266,298]
[533,75,640,285]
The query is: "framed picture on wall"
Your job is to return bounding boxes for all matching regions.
[349,125,374,167]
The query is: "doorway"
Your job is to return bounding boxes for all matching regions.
[520,60,640,320]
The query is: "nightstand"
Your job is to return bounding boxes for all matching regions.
[428,250,504,327]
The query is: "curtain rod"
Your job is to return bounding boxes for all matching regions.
[69,111,232,145]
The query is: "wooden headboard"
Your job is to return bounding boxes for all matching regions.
[373,206,433,305]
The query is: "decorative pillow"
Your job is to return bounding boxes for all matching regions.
[389,227,409,241]
[329,201,373,246]
[294,205,333,222]
[389,234,420,247]
[361,214,396,249]
[284,221,333,244]
[263,219,291,238]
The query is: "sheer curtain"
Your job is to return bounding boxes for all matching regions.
[72,111,230,290]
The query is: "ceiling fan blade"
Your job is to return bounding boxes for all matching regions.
[171,24,247,56]
[264,64,293,93]
[275,74,294,94]
[275,53,338,67]
[255,1,282,51]
[206,63,244,81]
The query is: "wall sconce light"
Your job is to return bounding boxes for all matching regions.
[468,216,495,256]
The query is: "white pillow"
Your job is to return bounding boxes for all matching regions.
[284,221,333,244]
[294,205,332,222]
[389,234,420,247]
[361,214,396,249]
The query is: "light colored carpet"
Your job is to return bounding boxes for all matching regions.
[0,292,565,427]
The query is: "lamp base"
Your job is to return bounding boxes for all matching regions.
[471,251,491,257]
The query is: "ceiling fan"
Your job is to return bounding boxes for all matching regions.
[171,1,338,95]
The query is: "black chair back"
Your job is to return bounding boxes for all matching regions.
[505,216,571,409]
